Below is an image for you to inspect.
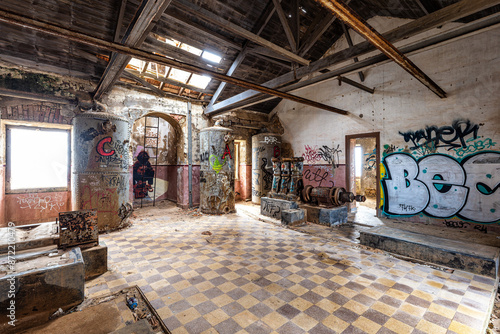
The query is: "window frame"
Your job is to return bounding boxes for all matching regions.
[5,123,71,194]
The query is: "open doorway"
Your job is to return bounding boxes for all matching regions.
[346,132,380,215]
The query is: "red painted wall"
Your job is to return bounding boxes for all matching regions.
[302,164,346,188]
[235,165,252,201]
[4,191,71,226]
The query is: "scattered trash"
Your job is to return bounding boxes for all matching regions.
[50,308,64,319]
[48,252,59,257]
[127,297,138,310]
[201,231,212,236]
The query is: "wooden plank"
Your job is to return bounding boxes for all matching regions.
[174,0,309,65]
[207,0,500,113]
[94,0,173,100]
[272,0,296,52]
[0,9,350,115]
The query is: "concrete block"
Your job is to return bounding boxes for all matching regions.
[81,243,108,280]
[319,206,348,226]
[360,226,500,278]
[300,204,348,226]
[0,247,85,332]
[281,209,306,226]
[260,197,298,219]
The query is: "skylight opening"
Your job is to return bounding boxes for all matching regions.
[168,68,191,84]
[188,74,211,89]
[180,43,202,56]
[202,51,222,64]
[128,58,145,70]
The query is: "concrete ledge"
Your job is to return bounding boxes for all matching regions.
[0,247,85,332]
[300,204,348,226]
[360,226,500,278]
[81,243,108,280]
[261,197,298,220]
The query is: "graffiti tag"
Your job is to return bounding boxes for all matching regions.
[382,152,500,223]
[16,193,65,212]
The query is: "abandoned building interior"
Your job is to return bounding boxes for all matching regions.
[0,0,500,332]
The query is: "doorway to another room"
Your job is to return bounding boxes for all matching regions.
[346,132,380,216]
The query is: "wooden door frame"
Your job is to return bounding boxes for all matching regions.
[345,132,381,216]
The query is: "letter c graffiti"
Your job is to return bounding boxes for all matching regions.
[96,137,115,156]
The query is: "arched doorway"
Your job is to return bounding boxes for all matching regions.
[130,113,182,207]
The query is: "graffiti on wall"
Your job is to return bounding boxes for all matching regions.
[95,136,128,169]
[382,152,500,223]
[399,119,479,155]
[264,136,279,145]
[303,167,334,187]
[364,148,377,171]
[16,193,66,212]
[302,144,342,166]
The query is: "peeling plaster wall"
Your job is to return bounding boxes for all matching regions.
[0,65,212,224]
[274,17,500,232]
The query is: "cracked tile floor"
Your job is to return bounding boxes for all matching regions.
[85,202,497,333]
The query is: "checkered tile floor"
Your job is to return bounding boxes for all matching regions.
[86,207,497,334]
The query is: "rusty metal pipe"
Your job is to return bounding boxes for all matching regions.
[313,0,447,98]
[0,9,349,115]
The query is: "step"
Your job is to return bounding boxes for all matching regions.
[360,226,500,278]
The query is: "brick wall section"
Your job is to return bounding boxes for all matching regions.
[1,104,72,124]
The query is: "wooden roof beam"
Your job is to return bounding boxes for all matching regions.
[93,0,173,100]
[341,22,365,82]
[208,0,278,107]
[174,0,309,66]
[207,11,500,114]
[122,70,167,97]
[272,0,297,52]
[314,0,446,98]
[0,9,349,116]
[207,0,499,114]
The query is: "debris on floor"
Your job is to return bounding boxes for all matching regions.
[201,231,212,236]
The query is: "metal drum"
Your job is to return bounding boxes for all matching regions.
[72,112,132,231]
[251,133,282,204]
[199,125,235,214]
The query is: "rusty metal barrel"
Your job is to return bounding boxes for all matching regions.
[199,125,235,214]
[301,185,359,207]
[251,133,282,204]
[72,111,132,232]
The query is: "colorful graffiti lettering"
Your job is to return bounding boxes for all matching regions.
[96,137,115,156]
[364,148,376,171]
[210,155,226,173]
[382,152,500,223]
[302,145,321,164]
[222,144,232,160]
[453,137,496,157]
[273,145,281,158]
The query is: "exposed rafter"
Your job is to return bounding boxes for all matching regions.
[207,0,499,114]
[93,0,173,100]
[272,0,297,52]
[122,70,167,96]
[206,11,500,114]
[0,8,350,116]
[341,22,365,82]
[314,0,446,98]
[125,68,211,94]
[174,0,309,66]
[208,0,278,107]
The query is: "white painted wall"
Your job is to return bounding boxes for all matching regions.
[273,17,500,225]
[275,17,500,163]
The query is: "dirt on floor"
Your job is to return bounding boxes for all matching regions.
[124,199,500,333]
